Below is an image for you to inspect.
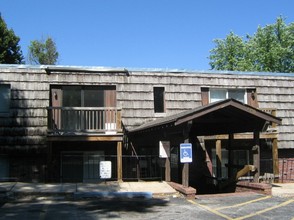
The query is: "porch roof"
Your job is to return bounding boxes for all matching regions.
[129,99,282,136]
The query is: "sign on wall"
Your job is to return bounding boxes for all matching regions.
[159,141,170,158]
[180,143,193,163]
[99,161,112,179]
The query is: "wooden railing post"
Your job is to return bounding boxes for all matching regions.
[116,109,122,130]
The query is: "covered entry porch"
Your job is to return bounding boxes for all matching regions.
[129,99,281,193]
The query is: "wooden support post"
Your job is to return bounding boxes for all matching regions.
[117,141,123,182]
[253,131,260,183]
[216,139,222,180]
[182,134,190,188]
[47,142,53,182]
[182,163,189,187]
[165,157,171,182]
[228,133,233,179]
[272,138,279,182]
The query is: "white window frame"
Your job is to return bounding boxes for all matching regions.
[209,88,247,104]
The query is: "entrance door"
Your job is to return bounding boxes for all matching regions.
[83,151,104,183]
[61,152,105,183]
[61,153,83,182]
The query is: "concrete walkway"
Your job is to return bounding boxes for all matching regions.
[272,183,294,197]
[1,181,294,199]
[0,181,178,199]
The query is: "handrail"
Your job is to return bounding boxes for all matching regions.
[47,107,122,134]
[259,108,277,129]
[47,107,121,110]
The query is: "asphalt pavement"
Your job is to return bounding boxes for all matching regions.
[1,181,294,219]
[1,190,294,220]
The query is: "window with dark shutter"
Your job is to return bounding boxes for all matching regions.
[0,84,11,116]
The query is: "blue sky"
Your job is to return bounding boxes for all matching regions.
[1,0,294,70]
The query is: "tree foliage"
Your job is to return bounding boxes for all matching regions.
[0,15,24,64]
[28,37,59,65]
[209,17,294,73]
[209,32,248,71]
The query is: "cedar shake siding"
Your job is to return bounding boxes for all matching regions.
[0,65,293,183]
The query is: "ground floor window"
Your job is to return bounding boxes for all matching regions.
[211,149,228,179]
[211,149,251,180]
[0,155,9,179]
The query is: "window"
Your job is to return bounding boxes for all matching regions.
[84,88,104,107]
[0,84,11,116]
[232,150,250,166]
[211,148,228,179]
[51,85,116,107]
[49,85,117,132]
[153,87,165,113]
[211,149,251,179]
[63,86,81,107]
[210,89,246,103]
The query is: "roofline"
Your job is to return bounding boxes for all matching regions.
[129,99,282,134]
[0,64,293,77]
[0,64,130,75]
[44,66,129,75]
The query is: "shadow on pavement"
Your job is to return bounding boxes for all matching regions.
[79,197,169,213]
[0,197,170,219]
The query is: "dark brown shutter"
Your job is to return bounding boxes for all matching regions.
[104,87,116,107]
[246,89,259,108]
[201,87,209,106]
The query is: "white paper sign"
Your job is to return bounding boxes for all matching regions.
[99,161,112,179]
[159,141,170,158]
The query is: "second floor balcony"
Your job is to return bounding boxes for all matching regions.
[47,107,122,136]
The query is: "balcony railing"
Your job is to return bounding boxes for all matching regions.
[47,107,122,134]
[259,108,277,132]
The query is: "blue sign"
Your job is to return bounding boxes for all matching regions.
[180,143,193,163]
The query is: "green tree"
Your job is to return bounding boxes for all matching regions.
[247,17,294,72]
[28,37,59,65]
[0,15,24,64]
[209,17,294,73]
[209,32,249,71]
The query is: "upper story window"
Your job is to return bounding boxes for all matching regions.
[0,84,11,116]
[51,85,116,108]
[201,87,258,108]
[210,89,246,103]
[153,87,165,113]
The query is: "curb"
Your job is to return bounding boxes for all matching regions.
[74,191,153,199]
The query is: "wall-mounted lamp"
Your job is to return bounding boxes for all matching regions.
[54,92,58,100]
[251,91,255,100]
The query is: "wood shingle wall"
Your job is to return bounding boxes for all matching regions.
[0,66,294,150]
[0,68,48,150]
[119,71,294,149]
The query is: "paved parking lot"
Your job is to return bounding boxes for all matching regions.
[193,193,294,220]
[0,193,293,219]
